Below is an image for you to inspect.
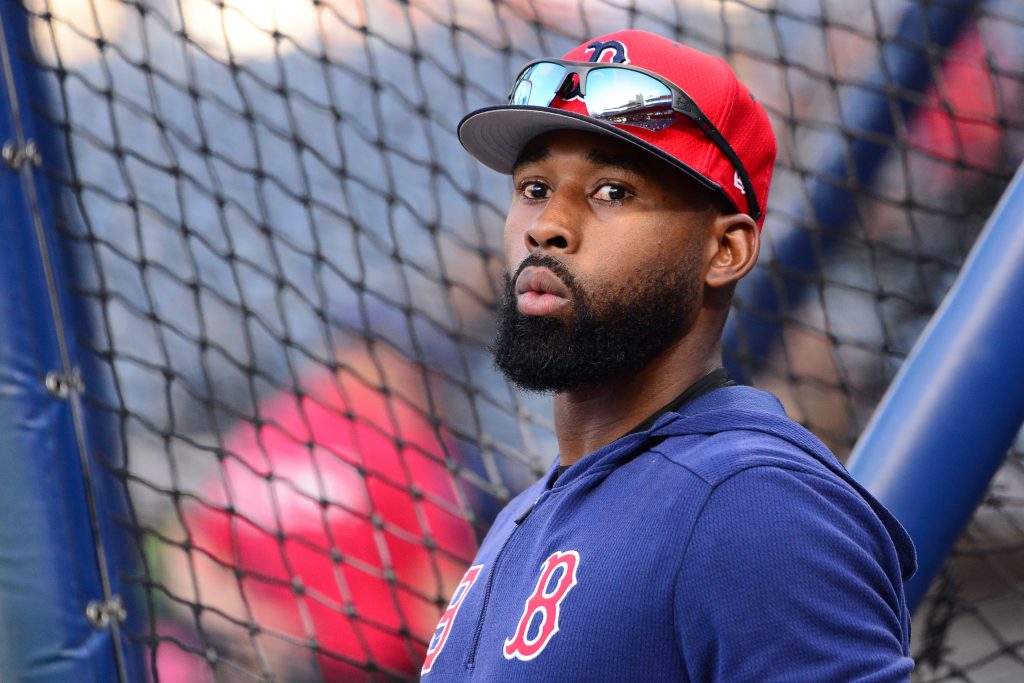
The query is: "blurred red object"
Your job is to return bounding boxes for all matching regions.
[179,370,478,679]
[910,25,1015,180]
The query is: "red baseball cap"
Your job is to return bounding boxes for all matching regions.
[458,29,776,228]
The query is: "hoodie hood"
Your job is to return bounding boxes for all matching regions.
[550,385,918,583]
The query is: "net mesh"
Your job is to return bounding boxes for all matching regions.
[14,0,1024,680]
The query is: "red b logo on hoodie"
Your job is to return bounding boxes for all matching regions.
[503,550,581,661]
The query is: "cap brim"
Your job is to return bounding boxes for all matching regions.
[457,105,722,196]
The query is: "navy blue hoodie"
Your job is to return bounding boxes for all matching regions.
[421,386,916,681]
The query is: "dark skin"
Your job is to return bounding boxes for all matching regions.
[505,130,760,466]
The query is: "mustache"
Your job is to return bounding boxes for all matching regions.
[508,253,580,297]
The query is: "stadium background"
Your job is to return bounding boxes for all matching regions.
[1,0,1022,680]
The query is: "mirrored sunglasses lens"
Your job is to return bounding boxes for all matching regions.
[510,62,567,106]
[586,68,675,131]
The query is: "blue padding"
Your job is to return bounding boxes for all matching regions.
[0,120,120,683]
[847,162,1024,610]
[0,5,143,681]
[723,0,975,380]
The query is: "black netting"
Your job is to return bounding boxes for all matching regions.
[15,0,1024,680]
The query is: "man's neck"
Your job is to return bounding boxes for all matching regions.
[552,333,721,467]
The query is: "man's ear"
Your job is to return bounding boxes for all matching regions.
[704,212,759,289]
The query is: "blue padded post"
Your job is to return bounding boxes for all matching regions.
[0,5,143,681]
[847,161,1024,611]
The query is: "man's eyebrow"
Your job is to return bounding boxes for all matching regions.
[510,144,647,177]
[585,148,645,176]
[511,145,550,174]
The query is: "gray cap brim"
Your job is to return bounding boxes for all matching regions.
[457,104,720,195]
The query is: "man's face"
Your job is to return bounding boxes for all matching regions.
[493,130,717,392]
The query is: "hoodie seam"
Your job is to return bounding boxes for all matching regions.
[651,445,846,490]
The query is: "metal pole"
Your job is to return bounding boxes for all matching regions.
[846,161,1024,611]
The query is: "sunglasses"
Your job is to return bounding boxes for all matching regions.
[509,59,761,220]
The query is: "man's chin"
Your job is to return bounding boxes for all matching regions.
[491,328,578,394]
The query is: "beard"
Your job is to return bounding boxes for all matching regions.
[492,251,702,393]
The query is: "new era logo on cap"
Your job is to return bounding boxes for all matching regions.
[458,29,776,228]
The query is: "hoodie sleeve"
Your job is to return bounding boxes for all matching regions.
[674,464,913,682]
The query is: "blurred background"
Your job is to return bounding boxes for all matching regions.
[6,0,1024,680]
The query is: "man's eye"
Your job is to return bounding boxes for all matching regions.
[521,181,550,200]
[593,183,630,202]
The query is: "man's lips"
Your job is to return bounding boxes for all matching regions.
[515,265,571,316]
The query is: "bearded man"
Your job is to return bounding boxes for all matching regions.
[421,29,916,682]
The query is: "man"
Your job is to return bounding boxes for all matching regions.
[421,29,916,681]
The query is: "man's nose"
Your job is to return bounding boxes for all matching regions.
[524,195,580,253]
